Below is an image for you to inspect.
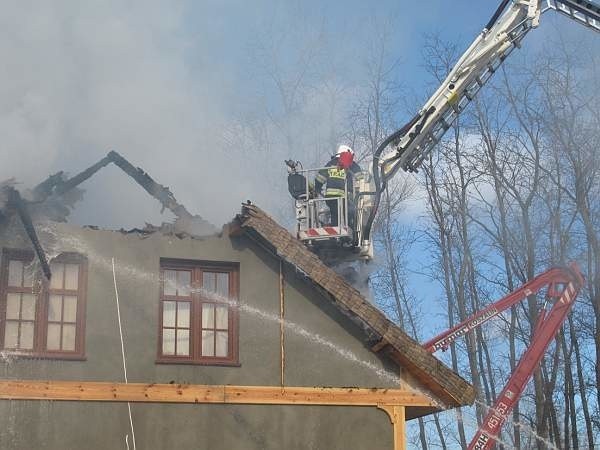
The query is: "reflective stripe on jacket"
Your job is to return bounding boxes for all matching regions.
[325,187,345,197]
[317,166,347,197]
[314,156,362,197]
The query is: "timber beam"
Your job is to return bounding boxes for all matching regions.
[0,380,422,450]
[0,380,434,407]
[378,405,407,450]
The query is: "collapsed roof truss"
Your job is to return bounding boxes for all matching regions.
[1,151,210,279]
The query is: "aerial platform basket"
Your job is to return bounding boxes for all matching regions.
[285,162,374,264]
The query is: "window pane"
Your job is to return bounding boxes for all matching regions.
[177,302,190,328]
[64,264,79,290]
[6,293,20,320]
[159,263,237,361]
[4,321,18,348]
[7,260,23,287]
[48,295,62,322]
[202,272,216,293]
[22,264,34,288]
[216,331,228,357]
[20,322,34,349]
[63,296,77,323]
[47,323,61,350]
[216,273,229,297]
[202,304,214,328]
[62,324,76,351]
[162,329,175,355]
[176,329,189,356]
[20,294,36,321]
[201,330,214,356]
[177,271,191,296]
[163,270,177,296]
[215,306,228,330]
[163,301,176,327]
[50,263,65,289]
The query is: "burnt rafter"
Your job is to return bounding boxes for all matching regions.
[2,186,52,280]
[33,150,195,220]
[2,150,213,280]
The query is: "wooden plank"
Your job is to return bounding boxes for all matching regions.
[0,380,435,407]
[394,405,406,450]
[378,405,406,450]
[0,380,225,403]
[224,386,434,406]
[371,339,388,353]
[279,260,285,388]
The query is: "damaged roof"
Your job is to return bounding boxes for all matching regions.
[233,203,475,410]
[0,151,217,278]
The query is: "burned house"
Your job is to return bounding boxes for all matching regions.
[0,153,474,450]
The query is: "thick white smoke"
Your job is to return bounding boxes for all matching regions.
[0,1,423,229]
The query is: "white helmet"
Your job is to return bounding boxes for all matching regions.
[336,144,354,156]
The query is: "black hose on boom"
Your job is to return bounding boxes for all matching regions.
[484,0,511,32]
[362,113,420,243]
[361,0,514,244]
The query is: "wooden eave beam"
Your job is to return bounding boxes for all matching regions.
[0,380,434,407]
[371,338,389,353]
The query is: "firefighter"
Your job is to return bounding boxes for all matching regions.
[314,145,362,227]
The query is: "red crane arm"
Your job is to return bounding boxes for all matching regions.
[422,266,581,353]
[421,263,584,450]
[468,265,583,450]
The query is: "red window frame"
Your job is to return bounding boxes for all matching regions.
[156,259,239,366]
[0,248,87,360]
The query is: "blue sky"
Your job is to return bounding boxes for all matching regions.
[180,0,497,95]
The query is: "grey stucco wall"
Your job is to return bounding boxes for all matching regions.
[0,219,398,449]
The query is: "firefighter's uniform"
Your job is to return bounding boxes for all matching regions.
[314,157,361,227]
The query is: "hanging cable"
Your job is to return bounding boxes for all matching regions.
[112,257,137,450]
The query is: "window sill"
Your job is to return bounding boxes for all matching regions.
[0,351,86,362]
[155,358,240,367]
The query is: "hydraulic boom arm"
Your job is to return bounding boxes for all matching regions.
[423,263,585,450]
[361,0,600,244]
[379,0,540,177]
[376,0,600,179]
[423,264,582,353]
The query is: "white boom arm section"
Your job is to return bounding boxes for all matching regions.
[377,0,599,179]
[361,0,600,245]
[547,0,600,32]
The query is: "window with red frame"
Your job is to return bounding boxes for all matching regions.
[0,249,87,358]
[158,260,238,365]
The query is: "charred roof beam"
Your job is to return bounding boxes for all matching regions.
[106,150,193,220]
[3,186,52,280]
[32,150,194,221]
[0,150,208,280]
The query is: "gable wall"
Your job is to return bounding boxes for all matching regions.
[0,219,410,449]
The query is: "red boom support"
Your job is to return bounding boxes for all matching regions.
[423,263,584,450]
